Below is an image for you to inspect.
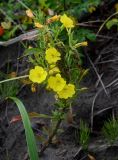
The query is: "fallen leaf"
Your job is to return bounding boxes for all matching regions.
[10,112,51,123]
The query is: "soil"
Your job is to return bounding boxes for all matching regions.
[0,1,118,160]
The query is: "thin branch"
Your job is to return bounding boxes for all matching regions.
[90,90,100,132]
[90,77,118,131]
[76,23,98,27]
[96,35,118,40]
[39,119,62,155]
[95,59,118,64]
[0,29,39,46]
[97,11,118,35]
[84,50,109,97]
[0,75,29,84]
[82,20,104,24]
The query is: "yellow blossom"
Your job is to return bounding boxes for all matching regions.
[88,6,96,13]
[34,22,44,28]
[26,9,34,18]
[46,15,60,24]
[49,66,60,75]
[29,66,47,83]
[81,41,88,46]
[57,84,75,99]
[48,74,66,92]
[74,41,88,48]
[60,14,74,28]
[45,47,61,64]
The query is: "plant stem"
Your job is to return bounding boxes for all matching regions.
[39,118,62,155]
[0,75,29,84]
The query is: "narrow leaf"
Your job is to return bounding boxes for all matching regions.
[9,97,39,160]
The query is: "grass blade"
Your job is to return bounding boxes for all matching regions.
[9,97,39,160]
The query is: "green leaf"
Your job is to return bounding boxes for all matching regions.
[106,18,118,30]
[9,97,39,160]
[86,32,96,41]
[75,28,96,42]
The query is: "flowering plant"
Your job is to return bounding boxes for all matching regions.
[25,10,88,154]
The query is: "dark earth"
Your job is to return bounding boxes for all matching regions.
[0,1,118,160]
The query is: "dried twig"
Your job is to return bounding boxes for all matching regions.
[96,35,118,40]
[0,29,39,46]
[90,77,118,131]
[90,90,100,132]
[95,59,118,64]
[84,50,109,97]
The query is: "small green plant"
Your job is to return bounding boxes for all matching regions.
[0,81,19,102]
[102,118,118,144]
[79,120,90,150]
[75,120,90,150]
[0,72,20,102]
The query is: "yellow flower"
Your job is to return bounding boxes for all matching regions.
[45,47,61,64]
[88,6,96,13]
[60,14,74,28]
[57,84,75,99]
[81,41,88,46]
[48,74,66,92]
[26,9,34,18]
[74,41,88,48]
[49,66,60,75]
[29,66,47,83]
[46,15,60,24]
[34,22,44,28]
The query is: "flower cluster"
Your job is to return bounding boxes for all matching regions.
[47,73,75,99]
[29,46,75,99]
[27,12,88,99]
